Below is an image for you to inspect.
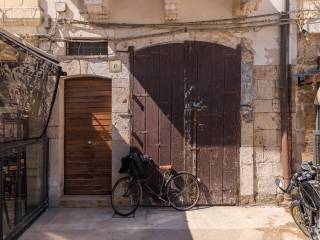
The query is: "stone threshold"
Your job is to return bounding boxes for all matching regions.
[59,195,111,208]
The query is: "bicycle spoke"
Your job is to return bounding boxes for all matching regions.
[111,177,141,216]
[167,173,200,210]
[172,182,197,197]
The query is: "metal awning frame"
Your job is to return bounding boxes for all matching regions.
[0,27,62,144]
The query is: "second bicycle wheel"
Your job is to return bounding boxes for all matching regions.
[111,177,142,216]
[166,172,200,211]
[291,202,310,237]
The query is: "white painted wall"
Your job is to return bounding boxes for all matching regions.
[43,0,283,23]
[36,0,282,66]
[238,26,280,65]
[269,0,285,12]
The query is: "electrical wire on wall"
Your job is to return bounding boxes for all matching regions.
[28,1,320,54]
[35,12,285,43]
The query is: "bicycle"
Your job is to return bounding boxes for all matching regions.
[111,153,200,216]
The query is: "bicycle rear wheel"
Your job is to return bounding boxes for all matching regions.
[166,172,200,211]
[111,177,141,216]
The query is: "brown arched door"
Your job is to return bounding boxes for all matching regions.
[131,42,241,204]
[64,76,112,195]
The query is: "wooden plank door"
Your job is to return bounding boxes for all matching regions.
[221,46,241,204]
[131,42,241,204]
[132,44,186,169]
[65,78,112,195]
[189,42,241,205]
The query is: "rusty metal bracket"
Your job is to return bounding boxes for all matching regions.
[190,147,199,151]
[119,113,133,119]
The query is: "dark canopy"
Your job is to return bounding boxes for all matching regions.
[0,28,61,143]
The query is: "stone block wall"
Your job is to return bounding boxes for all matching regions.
[47,79,65,207]
[0,0,307,207]
[47,52,131,206]
[291,84,316,170]
[291,34,320,171]
[252,65,281,203]
[44,27,285,206]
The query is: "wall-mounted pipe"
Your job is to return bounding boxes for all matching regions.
[280,0,291,189]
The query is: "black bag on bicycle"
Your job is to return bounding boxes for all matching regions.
[120,153,147,180]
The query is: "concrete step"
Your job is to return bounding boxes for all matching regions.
[59,195,111,208]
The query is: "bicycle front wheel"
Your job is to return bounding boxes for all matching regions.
[166,172,200,211]
[291,201,310,237]
[111,177,141,216]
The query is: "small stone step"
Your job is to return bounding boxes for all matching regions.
[59,195,111,208]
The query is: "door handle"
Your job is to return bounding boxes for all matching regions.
[87,140,92,145]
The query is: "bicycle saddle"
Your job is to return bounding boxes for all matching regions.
[159,165,172,170]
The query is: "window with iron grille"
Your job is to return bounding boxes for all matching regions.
[67,41,108,56]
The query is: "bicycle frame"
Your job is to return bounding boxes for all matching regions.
[134,169,178,204]
[297,185,319,235]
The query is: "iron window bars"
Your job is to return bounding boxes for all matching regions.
[67,40,108,56]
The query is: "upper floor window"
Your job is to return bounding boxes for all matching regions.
[66,41,108,56]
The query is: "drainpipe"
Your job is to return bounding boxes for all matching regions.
[280,0,291,189]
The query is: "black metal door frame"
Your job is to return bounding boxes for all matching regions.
[0,137,49,240]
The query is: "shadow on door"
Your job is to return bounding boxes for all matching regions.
[130,42,241,205]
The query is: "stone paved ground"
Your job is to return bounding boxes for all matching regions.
[20,207,307,240]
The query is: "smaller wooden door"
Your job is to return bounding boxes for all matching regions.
[65,77,112,195]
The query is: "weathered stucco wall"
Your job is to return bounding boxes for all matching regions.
[44,29,282,206]
[42,0,280,25]
[4,0,320,208]
[38,0,285,206]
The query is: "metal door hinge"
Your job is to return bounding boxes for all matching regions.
[190,147,199,151]
[136,130,148,134]
[119,113,133,118]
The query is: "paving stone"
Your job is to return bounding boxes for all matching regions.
[20,207,305,240]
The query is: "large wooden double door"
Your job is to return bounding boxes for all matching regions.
[131,42,241,204]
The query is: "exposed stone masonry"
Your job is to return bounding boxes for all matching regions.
[252,65,281,204]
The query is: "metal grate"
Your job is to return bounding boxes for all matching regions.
[67,41,108,56]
